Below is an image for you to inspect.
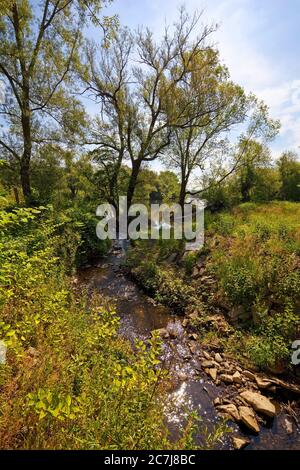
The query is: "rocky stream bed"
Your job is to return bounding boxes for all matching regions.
[78,243,300,450]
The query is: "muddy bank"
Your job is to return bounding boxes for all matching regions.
[78,245,300,450]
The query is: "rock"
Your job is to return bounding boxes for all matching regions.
[191,359,202,371]
[240,391,276,418]
[203,350,211,360]
[217,404,240,422]
[219,374,234,384]
[222,397,233,405]
[243,370,256,382]
[232,371,242,384]
[215,352,223,363]
[232,437,250,450]
[255,375,274,389]
[270,378,300,395]
[239,406,260,433]
[192,266,200,277]
[201,360,215,369]
[178,372,189,381]
[189,342,198,355]
[214,397,222,406]
[283,418,293,435]
[152,328,169,339]
[189,333,198,340]
[208,368,218,381]
[204,315,231,334]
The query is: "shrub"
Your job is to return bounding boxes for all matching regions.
[218,262,261,307]
[0,207,193,450]
[155,270,196,314]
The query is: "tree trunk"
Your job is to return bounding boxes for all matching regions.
[179,178,187,210]
[20,82,32,205]
[126,159,142,210]
[13,187,20,205]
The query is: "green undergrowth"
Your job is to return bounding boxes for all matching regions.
[125,202,300,372]
[0,205,200,449]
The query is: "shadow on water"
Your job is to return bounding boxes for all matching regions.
[78,242,300,450]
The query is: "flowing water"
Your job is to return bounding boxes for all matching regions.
[78,243,300,450]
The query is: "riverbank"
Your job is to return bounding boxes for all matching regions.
[78,237,300,450]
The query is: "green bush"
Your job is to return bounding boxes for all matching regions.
[155,271,195,314]
[0,207,195,450]
[218,262,261,307]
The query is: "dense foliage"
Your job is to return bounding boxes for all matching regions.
[125,202,300,371]
[0,203,199,449]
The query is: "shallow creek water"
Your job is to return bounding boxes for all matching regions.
[78,243,300,450]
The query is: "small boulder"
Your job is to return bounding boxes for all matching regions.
[208,368,218,381]
[242,370,256,382]
[201,360,215,369]
[189,332,198,340]
[217,404,240,422]
[203,350,211,360]
[239,406,260,433]
[167,253,177,263]
[232,437,250,450]
[189,342,198,355]
[283,418,293,435]
[192,266,200,278]
[232,371,242,384]
[167,321,184,339]
[240,391,276,418]
[214,397,222,406]
[219,374,234,384]
[255,375,274,390]
[215,352,223,363]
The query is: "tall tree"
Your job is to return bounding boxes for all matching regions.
[83,9,219,211]
[0,0,115,204]
[187,103,280,201]
[237,140,271,202]
[164,44,280,207]
[165,47,251,207]
[277,151,300,201]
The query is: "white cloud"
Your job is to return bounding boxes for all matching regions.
[108,0,300,155]
[256,80,300,152]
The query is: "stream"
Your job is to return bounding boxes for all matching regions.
[78,242,300,450]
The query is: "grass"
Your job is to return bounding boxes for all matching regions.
[125,202,300,372]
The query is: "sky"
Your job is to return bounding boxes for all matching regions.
[100,0,300,160]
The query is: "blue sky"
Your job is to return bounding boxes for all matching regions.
[101,0,300,160]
